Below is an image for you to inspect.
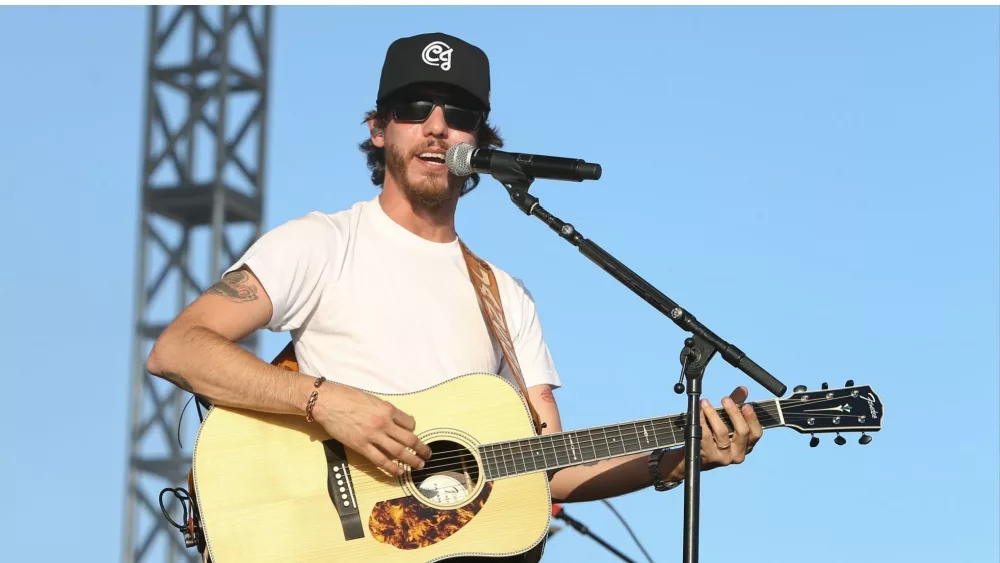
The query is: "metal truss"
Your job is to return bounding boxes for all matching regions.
[122,6,271,562]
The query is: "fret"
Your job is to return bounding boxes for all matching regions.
[516,439,536,473]
[508,440,524,474]
[639,420,660,449]
[579,429,598,462]
[598,427,613,458]
[754,400,782,428]
[553,434,570,467]
[527,437,545,471]
[540,435,558,469]
[607,424,626,456]
[499,442,514,478]
[507,441,522,475]
[630,422,646,452]
[662,415,682,447]
[567,433,580,463]
[481,445,496,480]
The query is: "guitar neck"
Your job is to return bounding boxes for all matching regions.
[478,399,784,480]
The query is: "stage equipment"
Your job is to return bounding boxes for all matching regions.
[449,142,815,563]
[122,6,272,562]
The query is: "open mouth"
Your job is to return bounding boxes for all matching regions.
[416,151,447,167]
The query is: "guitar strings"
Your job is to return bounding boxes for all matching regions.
[350,414,861,477]
[343,412,871,498]
[346,394,860,470]
[342,395,867,478]
[343,410,871,488]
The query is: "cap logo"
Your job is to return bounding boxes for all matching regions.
[421,41,453,71]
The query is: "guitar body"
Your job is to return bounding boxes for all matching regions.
[192,371,552,562]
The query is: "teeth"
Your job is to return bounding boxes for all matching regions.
[420,152,445,161]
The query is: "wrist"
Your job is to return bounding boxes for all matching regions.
[649,448,683,492]
[660,448,686,482]
[303,376,328,421]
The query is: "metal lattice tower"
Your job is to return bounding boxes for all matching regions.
[123,6,271,562]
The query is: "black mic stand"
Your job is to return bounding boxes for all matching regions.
[488,168,787,563]
[553,507,638,563]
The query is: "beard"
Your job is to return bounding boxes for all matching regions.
[385,141,457,209]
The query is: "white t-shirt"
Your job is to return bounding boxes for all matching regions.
[225,196,561,394]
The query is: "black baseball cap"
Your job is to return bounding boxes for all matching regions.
[376,32,491,112]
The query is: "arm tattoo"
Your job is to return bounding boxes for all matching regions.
[160,371,195,394]
[538,388,556,403]
[207,270,258,302]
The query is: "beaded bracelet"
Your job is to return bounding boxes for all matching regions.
[305,376,327,422]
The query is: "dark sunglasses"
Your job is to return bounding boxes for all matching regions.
[390,100,483,131]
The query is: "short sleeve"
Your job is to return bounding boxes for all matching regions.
[223,212,342,332]
[498,275,562,389]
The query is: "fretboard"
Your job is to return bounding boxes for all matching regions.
[478,400,783,480]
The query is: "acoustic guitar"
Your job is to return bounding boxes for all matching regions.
[189,344,883,562]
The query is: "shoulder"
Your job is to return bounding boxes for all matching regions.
[264,200,366,248]
[481,258,540,317]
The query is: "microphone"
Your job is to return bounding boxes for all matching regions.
[446,142,602,182]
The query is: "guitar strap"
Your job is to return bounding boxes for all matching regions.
[458,240,544,435]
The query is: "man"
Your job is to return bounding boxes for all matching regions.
[147,32,762,559]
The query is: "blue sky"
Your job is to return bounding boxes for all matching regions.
[1,5,997,562]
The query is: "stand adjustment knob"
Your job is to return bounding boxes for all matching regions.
[809,435,819,447]
[794,385,807,393]
[846,379,854,386]
[834,433,846,446]
[821,382,828,390]
[859,433,872,445]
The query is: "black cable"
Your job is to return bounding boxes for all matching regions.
[159,487,192,532]
[601,499,655,563]
[176,394,195,448]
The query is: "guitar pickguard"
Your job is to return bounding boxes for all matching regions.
[368,482,493,550]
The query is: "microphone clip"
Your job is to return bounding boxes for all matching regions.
[495,169,539,217]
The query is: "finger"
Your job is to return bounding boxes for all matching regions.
[702,399,731,449]
[364,443,404,476]
[722,397,749,462]
[387,424,432,464]
[744,404,763,444]
[698,408,718,461]
[391,406,417,432]
[728,386,749,404]
[374,432,428,473]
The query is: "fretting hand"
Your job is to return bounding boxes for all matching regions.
[700,385,763,469]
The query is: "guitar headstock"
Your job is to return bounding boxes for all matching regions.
[779,380,883,447]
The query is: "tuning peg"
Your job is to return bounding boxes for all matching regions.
[846,379,854,387]
[821,382,828,390]
[794,385,807,393]
[834,433,846,446]
[809,435,819,447]
[859,433,872,445]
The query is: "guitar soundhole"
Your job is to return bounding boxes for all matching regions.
[410,439,480,508]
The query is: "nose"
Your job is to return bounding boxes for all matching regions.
[421,105,449,138]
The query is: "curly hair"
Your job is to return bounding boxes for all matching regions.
[358,105,504,196]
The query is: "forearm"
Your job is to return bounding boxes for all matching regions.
[549,448,685,503]
[147,324,316,416]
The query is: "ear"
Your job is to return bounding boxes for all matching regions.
[368,119,385,148]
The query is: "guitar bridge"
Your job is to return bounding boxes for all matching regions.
[323,439,365,540]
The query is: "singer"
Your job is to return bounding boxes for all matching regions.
[146,32,763,563]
